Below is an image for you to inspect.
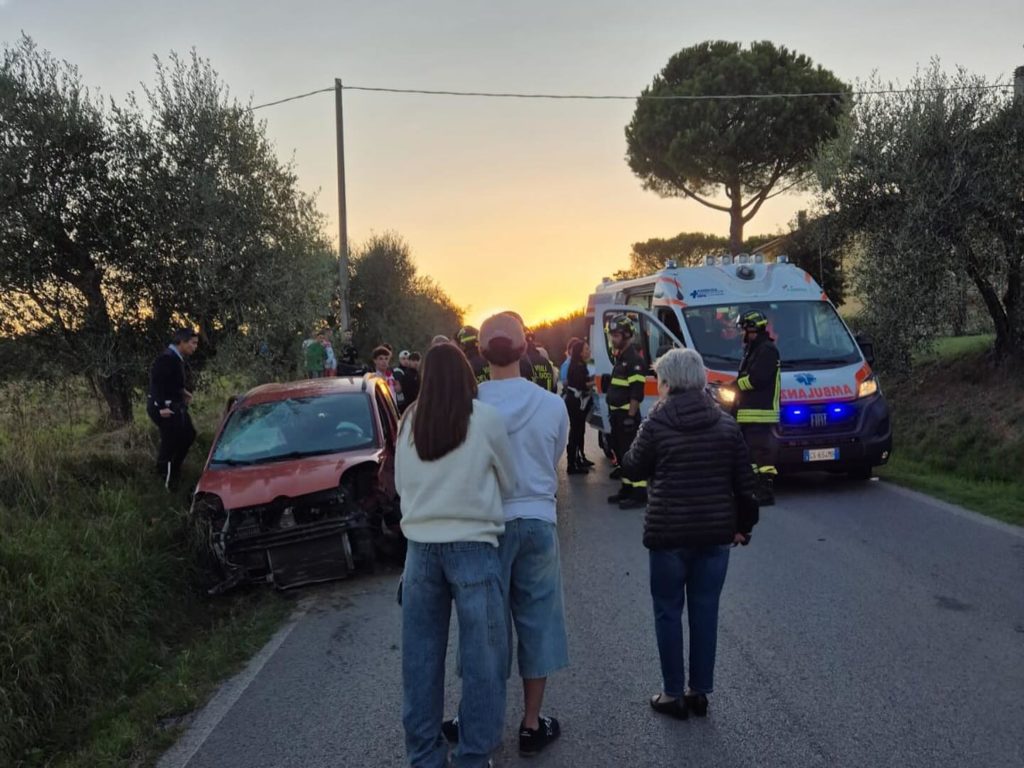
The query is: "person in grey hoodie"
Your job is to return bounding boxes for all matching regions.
[442,311,570,759]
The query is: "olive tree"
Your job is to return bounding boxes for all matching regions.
[626,41,850,253]
[816,65,1023,364]
[0,36,150,420]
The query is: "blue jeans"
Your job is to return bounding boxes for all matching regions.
[649,545,731,697]
[402,541,509,768]
[500,518,569,679]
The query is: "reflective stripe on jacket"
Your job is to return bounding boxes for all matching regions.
[607,344,647,411]
[736,335,781,424]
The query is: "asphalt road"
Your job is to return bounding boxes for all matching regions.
[159,442,1024,768]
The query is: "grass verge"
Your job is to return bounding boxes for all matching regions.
[1,378,291,767]
[878,338,1024,526]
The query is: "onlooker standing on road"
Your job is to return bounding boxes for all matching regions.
[621,348,759,721]
[303,330,327,379]
[394,350,421,415]
[397,342,516,768]
[337,329,362,375]
[322,332,337,377]
[371,345,397,400]
[147,328,199,490]
[444,311,569,758]
[563,338,594,475]
[559,337,579,384]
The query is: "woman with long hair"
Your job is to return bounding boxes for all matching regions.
[562,338,593,474]
[396,342,516,768]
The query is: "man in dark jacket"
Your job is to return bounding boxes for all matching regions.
[525,331,557,393]
[147,328,199,489]
[393,350,421,415]
[605,314,648,510]
[734,309,781,505]
[621,347,758,721]
[457,326,490,384]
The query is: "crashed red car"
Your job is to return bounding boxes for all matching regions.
[191,375,403,593]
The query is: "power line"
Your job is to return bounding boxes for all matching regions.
[251,86,333,111]
[250,81,1012,111]
[341,83,1012,100]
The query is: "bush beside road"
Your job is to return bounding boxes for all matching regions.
[0,379,290,768]
[879,336,1024,526]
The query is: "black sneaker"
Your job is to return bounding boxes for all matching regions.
[619,497,644,511]
[519,716,561,757]
[607,492,626,504]
[609,467,623,480]
[441,717,459,744]
[579,455,596,467]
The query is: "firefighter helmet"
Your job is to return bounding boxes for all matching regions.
[737,310,769,332]
[457,326,479,346]
[606,314,636,338]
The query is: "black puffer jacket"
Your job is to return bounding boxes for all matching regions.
[622,389,759,550]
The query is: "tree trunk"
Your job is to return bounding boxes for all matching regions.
[964,246,1012,360]
[997,244,1023,363]
[95,371,134,425]
[728,185,744,255]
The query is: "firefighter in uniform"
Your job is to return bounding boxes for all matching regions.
[525,330,557,393]
[605,315,648,510]
[457,326,490,384]
[734,310,781,506]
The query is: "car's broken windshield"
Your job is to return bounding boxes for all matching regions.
[211,394,377,465]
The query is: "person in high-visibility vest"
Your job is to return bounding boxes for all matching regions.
[457,325,490,384]
[734,310,781,506]
[605,314,648,510]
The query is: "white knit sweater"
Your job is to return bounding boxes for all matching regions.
[396,401,516,547]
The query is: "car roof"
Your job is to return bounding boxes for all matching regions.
[237,376,381,408]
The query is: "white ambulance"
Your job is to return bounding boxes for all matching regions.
[586,255,892,479]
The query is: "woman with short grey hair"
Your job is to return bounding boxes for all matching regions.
[621,348,759,721]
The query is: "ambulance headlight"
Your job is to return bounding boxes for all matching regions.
[711,384,737,405]
[858,376,880,399]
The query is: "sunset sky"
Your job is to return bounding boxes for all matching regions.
[3,1,1021,326]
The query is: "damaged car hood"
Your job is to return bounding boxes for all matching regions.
[197,449,383,509]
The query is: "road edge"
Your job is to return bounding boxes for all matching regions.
[156,596,316,768]
[882,481,1024,538]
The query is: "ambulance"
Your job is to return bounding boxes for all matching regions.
[586,255,892,479]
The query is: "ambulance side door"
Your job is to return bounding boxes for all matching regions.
[593,305,685,422]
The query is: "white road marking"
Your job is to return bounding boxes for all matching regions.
[156,597,316,768]
[882,481,1024,539]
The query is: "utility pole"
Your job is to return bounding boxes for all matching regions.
[335,78,351,332]
[1015,65,1024,101]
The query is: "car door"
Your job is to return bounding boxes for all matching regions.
[372,385,398,502]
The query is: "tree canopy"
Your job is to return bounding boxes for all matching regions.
[0,37,336,421]
[816,65,1023,365]
[348,232,463,359]
[626,41,850,252]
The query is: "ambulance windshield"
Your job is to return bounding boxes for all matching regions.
[682,301,861,371]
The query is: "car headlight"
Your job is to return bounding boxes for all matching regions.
[858,376,880,399]
[191,492,226,527]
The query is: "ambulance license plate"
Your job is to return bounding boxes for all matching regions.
[804,448,839,462]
